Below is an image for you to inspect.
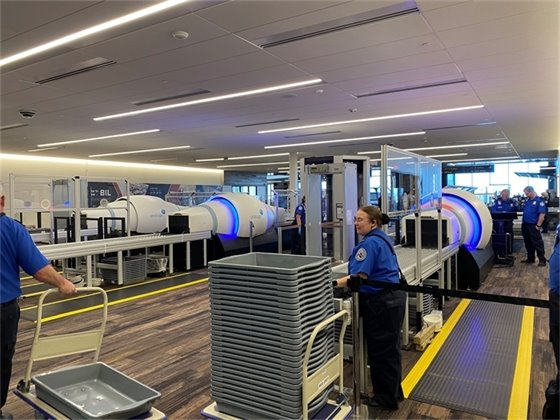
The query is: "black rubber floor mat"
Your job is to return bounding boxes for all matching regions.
[409,300,523,418]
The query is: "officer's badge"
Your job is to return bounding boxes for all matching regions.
[356,248,367,261]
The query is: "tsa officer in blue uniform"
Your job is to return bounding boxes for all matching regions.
[490,189,519,253]
[333,206,406,410]
[549,224,560,376]
[491,189,519,212]
[521,186,547,266]
[0,186,77,419]
[291,196,306,254]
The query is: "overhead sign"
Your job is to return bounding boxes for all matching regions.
[443,164,494,174]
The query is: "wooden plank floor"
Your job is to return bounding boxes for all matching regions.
[4,233,557,419]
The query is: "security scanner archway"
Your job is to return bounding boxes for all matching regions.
[302,162,358,261]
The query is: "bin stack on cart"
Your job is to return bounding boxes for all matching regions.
[209,253,335,420]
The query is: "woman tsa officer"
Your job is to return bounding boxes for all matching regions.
[334,206,406,410]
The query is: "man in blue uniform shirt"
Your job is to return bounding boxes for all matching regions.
[491,189,518,212]
[291,196,306,254]
[0,186,77,419]
[521,186,547,266]
[490,189,519,253]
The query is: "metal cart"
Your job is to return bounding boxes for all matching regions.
[14,287,165,419]
[202,309,352,420]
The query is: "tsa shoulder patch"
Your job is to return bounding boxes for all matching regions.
[540,201,545,207]
[356,247,367,261]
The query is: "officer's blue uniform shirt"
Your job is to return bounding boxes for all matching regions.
[522,196,546,224]
[0,214,49,303]
[348,228,399,294]
[491,198,518,212]
[295,204,306,224]
[549,224,560,295]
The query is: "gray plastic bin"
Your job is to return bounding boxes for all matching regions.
[32,362,160,420]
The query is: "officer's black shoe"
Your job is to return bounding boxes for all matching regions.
[538,261,547,267]
[364,396,399,410]
[520,259,535,264]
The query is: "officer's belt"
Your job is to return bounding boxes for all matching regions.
[347,276,550,309]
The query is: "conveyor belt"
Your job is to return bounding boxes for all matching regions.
[20,272,207,322]
[333,242,459,285]
[406,299,532,418]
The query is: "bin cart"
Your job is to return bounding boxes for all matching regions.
[14,287,165,419]
[202,309,352,420]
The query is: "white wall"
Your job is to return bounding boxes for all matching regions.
[0,154,223,185]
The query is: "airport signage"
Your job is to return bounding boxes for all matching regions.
[443,164,494,174]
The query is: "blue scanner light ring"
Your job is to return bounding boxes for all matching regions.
[443,192,482,249]
[208,196,240,236]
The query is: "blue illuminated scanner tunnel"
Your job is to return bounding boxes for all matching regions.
[208,196,240,236]
[442,192,483,250]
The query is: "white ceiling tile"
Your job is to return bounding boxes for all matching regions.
[265,14,433,63]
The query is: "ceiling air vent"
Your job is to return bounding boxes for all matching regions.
[132,89,211,106]
[235,118,300,128]
[35,57,116,84]
[256,1,419,48]
[354,78,467,98]
[284,131,341,139]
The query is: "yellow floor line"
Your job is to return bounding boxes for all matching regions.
[21,272,191,310]
[40,277,209,322]
[507,306,534,420]
[402,298,471,398]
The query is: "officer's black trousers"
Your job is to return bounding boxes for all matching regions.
[521,223,546,262]
[1,300,20,409]
[360,290,406,408]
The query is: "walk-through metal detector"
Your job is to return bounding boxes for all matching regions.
[302,162,358,260]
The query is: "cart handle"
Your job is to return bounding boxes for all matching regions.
[302,309,349,420]
[20,287,108,392]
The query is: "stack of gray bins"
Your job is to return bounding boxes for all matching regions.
[209,253,334,420]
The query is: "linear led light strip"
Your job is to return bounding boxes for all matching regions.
[89,145,191,158]
[0,153,222,173]
[38,129,161,147]
[442,156,518,163]
[0,0,191,67]
[357,141,510,155]
[94,79,322,121]
[258,105,484,134]
[370,153,468,163]
[196,153,289,162]
[264,131,425,149]
[217,161,289,169]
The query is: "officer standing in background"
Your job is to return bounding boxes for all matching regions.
[291,196,306,254]
[0,185,77,419]
[521,186,547,266]
[490,189,519,253]
[491,189,519,212]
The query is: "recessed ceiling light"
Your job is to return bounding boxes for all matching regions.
[27,146,61,153]
[0,0,192,67]
[89,145,190,158]
[257,105,484,134]
[228,153,289,161]
[93,78,322,121]
[195,157,225,162]
[0,152,222,174]
[38,129,161,147]
[265,131,425,149]
[217,161,289,169]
